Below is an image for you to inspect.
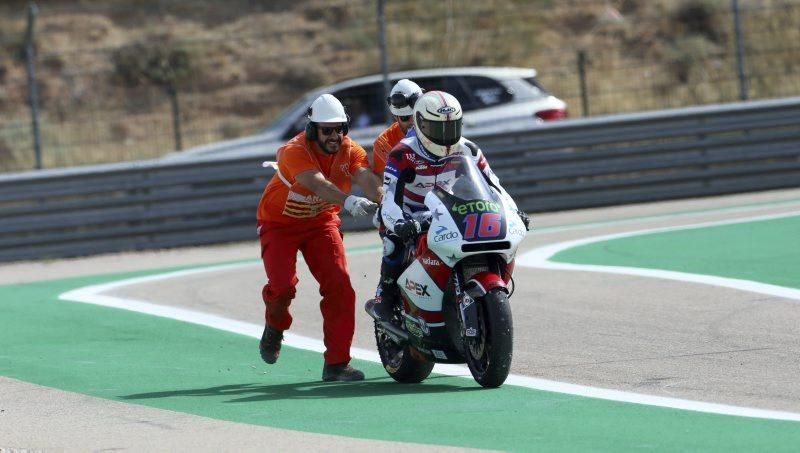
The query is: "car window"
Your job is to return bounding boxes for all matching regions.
[461,76,513,108]
[523,76,550,96]
[334,83,385,129]
[414,76,477,110]
[280,83,386,139]
[283,113,309,140]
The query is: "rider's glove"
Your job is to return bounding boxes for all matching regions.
[410,210,432,226]
[393,219,421,241]
[517,209,531,231]
[344,195,376,217]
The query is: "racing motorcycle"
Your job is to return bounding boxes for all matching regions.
[366,155,528,388]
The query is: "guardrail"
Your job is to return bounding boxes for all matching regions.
[1,97,799,262]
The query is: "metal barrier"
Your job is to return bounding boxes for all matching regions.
[1,97,799,262]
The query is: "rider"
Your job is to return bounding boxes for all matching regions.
[366,91,530,321]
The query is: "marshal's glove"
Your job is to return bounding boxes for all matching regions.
[517,210,531,231]
[393,219,421,241]
[372,208,382,229]
[344,195,376,217]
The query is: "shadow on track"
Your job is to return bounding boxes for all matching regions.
[120,375,485,402]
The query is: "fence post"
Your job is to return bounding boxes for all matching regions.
[377,0,391,125]
[577,50,589,117]
[25,2,43,169]
[732,0,748,101]
[167,85,183,151]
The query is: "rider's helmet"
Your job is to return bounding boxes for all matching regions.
[413,91,463,157]
[386,79,423,116]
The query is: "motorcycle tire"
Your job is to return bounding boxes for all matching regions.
[464,288,513,388]
[374,321,434,383]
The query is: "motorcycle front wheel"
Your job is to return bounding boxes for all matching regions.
[374,320,434,384]
[464,288,513,388]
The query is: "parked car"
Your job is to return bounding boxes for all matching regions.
[167,66,566,161]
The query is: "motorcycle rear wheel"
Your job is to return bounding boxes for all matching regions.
[464,288,513,388]
[374,320,434,383]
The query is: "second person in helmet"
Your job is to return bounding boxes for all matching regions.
[366,90,530,321]
[372,79,424,175]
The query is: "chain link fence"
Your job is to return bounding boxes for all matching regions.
[1,0,799,172]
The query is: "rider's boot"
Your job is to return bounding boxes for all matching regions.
[366,234,405,322]
[369,280,400,322]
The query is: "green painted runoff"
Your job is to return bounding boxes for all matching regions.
[1,270,799,451]
[3,214,800,450]
[551,215,800,289]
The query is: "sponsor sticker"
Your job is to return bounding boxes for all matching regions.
[432,228,459,243]
[508,227,526,237]
[404,278,431,297]
[406,318,423,337]
[451,201,501,215]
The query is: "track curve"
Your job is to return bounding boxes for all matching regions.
[3,188,800,450]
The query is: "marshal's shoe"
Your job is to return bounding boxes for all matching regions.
[322,362,365,382]
[259,325,283,364]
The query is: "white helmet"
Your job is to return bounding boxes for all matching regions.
[308,94,348,123]
[386,79,423,116]
[413,91,463,157]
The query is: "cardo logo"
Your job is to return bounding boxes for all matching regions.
[508,226,526,237]
[432,226,459,243]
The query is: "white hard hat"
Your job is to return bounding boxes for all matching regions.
[308,94,348,123]
[413,91,463,157]
[387,79,423,116]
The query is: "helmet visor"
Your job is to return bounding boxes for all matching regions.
[418,117,462,147]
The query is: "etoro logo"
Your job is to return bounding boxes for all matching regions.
[451,200,501,215]
[404,278,431,297]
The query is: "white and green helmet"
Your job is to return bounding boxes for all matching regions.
[413,91,463,157]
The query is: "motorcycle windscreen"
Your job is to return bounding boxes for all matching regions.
[432,156,507,242]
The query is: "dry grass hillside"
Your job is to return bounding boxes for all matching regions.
[0,0,798,170]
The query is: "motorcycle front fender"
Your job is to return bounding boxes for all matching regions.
[464,271,508,299]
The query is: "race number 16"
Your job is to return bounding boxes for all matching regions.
[463,213,502,239]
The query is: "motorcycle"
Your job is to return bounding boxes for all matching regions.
[366,155,528,388]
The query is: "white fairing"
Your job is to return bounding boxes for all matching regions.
[398,155,525,312]
[399,260,445,313]
[424,190,523,265]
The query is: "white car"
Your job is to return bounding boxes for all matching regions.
[168,66,567,160]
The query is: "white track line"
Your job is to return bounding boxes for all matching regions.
[517,210,800,302]
[59,209,800,422]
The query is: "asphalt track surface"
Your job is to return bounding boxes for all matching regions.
[2,188,800,451]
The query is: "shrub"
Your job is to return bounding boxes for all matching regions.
[673,0,722,43]
[111,35,192,90]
